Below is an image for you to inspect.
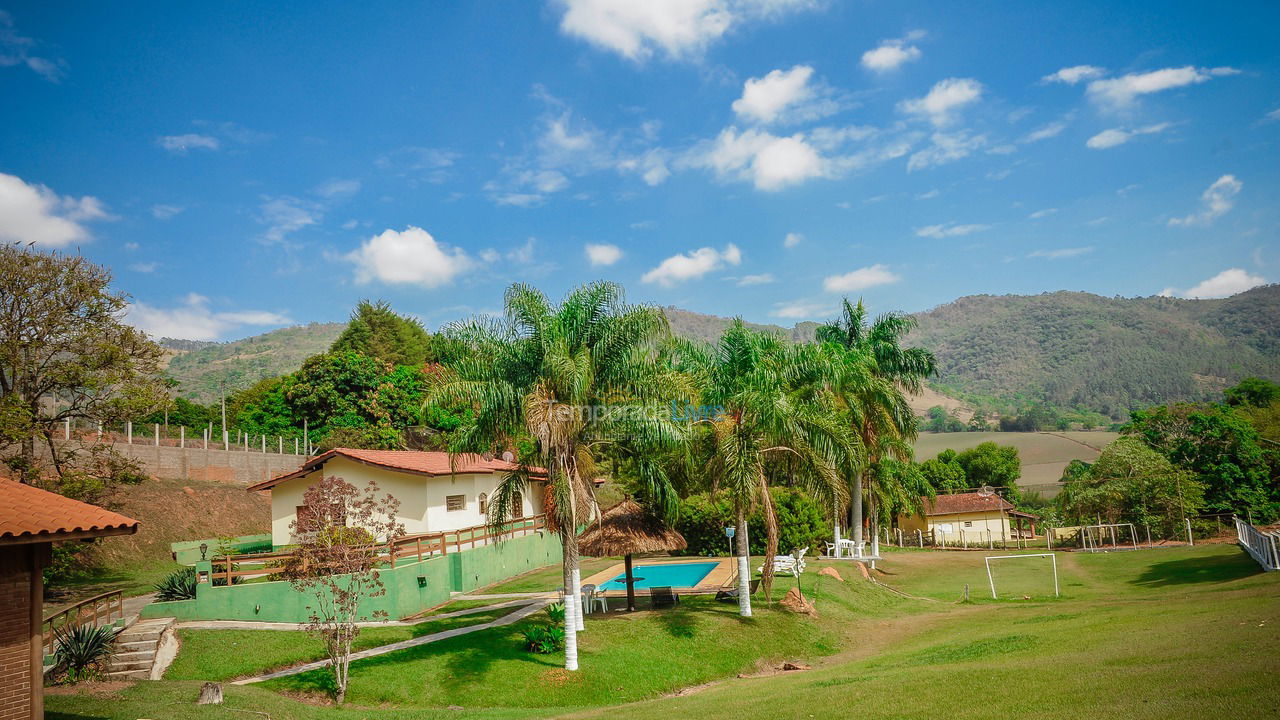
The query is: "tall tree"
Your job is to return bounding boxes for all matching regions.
[330,300,434,367]
[428,282,681,670]
[817,298,936,546]
[0,245,165,496]
[675,321,851,613]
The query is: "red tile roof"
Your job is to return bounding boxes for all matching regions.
[247,448,547,492]
[0,480,139,545]
[921,492,1015,516]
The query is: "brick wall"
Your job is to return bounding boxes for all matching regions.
[0,545,37,720]
[46,441,305,487]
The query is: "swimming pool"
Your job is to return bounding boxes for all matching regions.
[596,561,720,591]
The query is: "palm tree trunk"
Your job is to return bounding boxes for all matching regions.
[760,482,778,603]
[734,506,752,617]
[851,472,864,547]
[561,532,579,671]
[572,566,584,631]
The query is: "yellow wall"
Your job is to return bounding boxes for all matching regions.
[897,510,1012,542]
[266,457,545,546]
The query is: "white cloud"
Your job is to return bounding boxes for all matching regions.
[1160,268,1266,299]
[0,172,113,247]
[769,299,834,319]
[0,11,66,81]
[150,204,184,220]
[1025,119,1068,142]
[345,227,474,288]
[258,197,321,244]
[126,293,291,341]
[1086,66,1223,109]
[898,78,983,126]
[585,243,623,266]
[861,35,922,72]
[641,244,741,287]
[737,273,775,286]
[1085,122,1171,149]
[375,146,459,183]
[687,126,825,190]
[1028,246,1092,259]
[1029,208,1058,219]
[907,131,986,171]
[915,222,990,238]
[313,178,361,199]
[1041,65,1105,85]
[783,231,802,248]
[822,264,901,292]
[555,0,814,62]
[129,262,158,273]
[157,134,220,154]
[917,189,940,200]
[1168,174,1242,227]
[732,65,835,125]
[1266,108,1280,122]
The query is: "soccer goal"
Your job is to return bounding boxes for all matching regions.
[985,553,1060,599]
[1080,523,1139,553]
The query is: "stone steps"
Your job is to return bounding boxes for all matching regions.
[105,617,174,680]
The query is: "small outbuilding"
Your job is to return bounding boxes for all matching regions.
[897,491,1038,544]
[0,479,138,720]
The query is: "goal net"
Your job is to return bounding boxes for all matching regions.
[1080,523,1138,553]
[985,553,1060,600]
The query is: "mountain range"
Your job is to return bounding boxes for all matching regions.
[160,287,1280,414]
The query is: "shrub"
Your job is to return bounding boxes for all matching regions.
[53,624,116,683]
[154,567,198,600]
[520,624,565,654]
[544,601,565,624]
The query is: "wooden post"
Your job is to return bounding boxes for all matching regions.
[416,538,423,562]
[625,553,637,612]
[180,425,185,448]
[65,418,71,440]
[295,437,299,455]
[127,421,132,444]
[155,423,160,446]
[278,436,283,454]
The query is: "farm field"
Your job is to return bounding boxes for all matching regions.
[46,543,1278,720]
[913,431,1120,496]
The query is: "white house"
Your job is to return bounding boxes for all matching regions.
[897,492,1039,544]
[247,448,546,548]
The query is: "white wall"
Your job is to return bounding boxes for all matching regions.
[266,457,545,547]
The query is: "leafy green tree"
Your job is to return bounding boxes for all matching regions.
[0,245,163,498]
[428,282,681,670]
[919,454,966,493]
[816,298,936,547]
[676,320,852,612]
[1126,404,1277,519]
[1058,437,1203,535]
[1224,377,1280,408]
[955,442,1022,500]
[329,300,434,367]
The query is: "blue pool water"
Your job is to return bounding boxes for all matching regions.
[596,561,720,591]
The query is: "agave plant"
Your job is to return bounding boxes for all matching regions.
[154,567,198,600]
[53,624,117,683]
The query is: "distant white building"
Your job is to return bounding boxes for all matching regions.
[248,448,546,547]
[897,492,1039,543]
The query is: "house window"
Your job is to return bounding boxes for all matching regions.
[446,494,466,512]
[964,521,973,528]
[478,493,488,516]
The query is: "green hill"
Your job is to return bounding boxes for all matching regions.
[160,322,346,402]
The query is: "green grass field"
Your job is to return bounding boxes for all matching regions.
[46,543,1278,720]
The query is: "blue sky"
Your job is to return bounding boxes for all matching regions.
[2,1,1278,340]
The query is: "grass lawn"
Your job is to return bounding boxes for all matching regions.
[46,544,1278,720]
[480,555,622,594]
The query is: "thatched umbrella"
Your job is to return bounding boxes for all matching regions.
[577,499,687,612]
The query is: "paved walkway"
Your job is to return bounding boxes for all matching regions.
[175,597,540,631]
[232,600,549,684]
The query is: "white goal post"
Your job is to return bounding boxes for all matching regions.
[1081,523,1138,553]
[985,553,1060,599]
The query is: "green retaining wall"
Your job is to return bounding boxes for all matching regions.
[142,531,562,623]
[170,534,273,565]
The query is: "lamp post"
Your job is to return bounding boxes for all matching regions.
[199,542,208,561]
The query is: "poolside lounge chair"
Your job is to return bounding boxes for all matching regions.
[758,546,809,576]
[715,578,761,602]
[650,586,680,609]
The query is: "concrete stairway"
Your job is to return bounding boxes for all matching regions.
[107,617,174,680]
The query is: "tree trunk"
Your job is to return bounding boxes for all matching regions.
[624,554,636,612]
[572,566,584,631]
[851,472,864,546]
[760,481,778,603]
[735,506,752,617]
[561,532,579,671]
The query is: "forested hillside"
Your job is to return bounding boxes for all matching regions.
[908,286,1280,416]
[161,322,345,402]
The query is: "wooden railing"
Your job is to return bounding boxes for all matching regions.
[41,590,124,656]
[205,514,548,585]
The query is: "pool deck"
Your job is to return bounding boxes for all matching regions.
[582,556,735,596]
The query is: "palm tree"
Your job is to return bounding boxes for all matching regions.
[427,282,680,671]
[817,298,937,547]
[676,321,852,614]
